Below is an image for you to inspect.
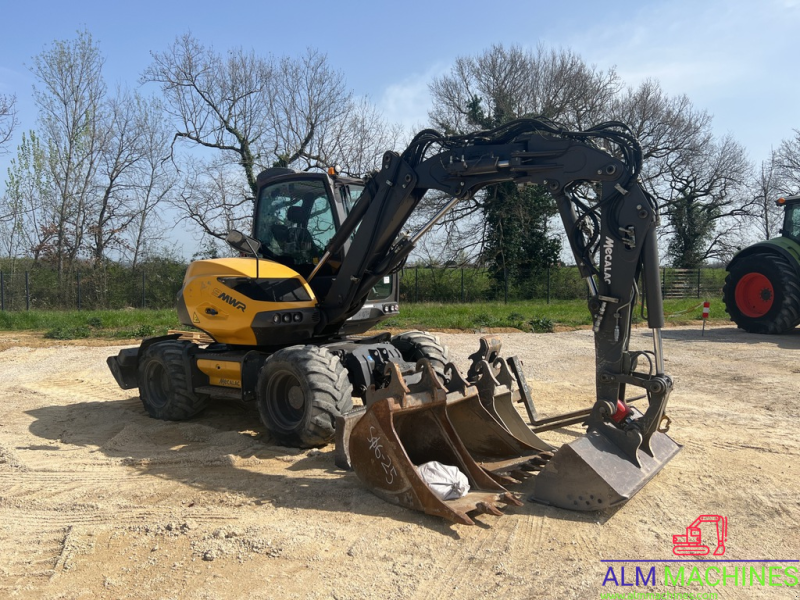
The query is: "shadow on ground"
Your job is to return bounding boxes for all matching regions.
[24,392,625,532]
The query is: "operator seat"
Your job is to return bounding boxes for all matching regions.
[285,205,315,260]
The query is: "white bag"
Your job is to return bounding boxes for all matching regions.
[416,461,470,501]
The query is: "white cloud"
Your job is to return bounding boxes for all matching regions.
[376,63,449,131]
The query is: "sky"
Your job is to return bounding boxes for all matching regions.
[1,0,798,255]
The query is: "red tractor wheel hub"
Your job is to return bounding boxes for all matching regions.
[735,272,774,318]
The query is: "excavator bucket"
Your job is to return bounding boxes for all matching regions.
[346,361,521,525]
[442,362,553,484]
[337,334,680,522]
[529,408,681,510]
[460,336,681,511]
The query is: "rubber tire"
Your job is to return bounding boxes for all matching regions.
[390,330,451,382]
[256,345,353,448]
[138,340,210,420]
[723,253,800,334]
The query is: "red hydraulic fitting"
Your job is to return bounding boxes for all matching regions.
[611,399,632,424]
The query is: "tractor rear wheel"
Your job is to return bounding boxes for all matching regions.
[138,340,210,420]
[390,330,451,382]
[256,345,353,448]
[723,253,800,334]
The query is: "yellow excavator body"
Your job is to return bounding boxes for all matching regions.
[177,257,317,346]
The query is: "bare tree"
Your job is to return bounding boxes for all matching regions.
[662,135,753,266]
[123,96,176,268]
[426,44,621,273]
[0,93,17,153]
[610,80,712,183]
[4,31,172,271]
[311,96,404,176]
[30,29,107,275]
[143,34,276,196]
[267,49,352,170]
[749,150,786,241]
[429,44,622,135]
[171,157,252,242]
[776,129,800,193]
[144,35,397,242]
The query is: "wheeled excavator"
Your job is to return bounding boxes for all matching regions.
[108,117,681,524]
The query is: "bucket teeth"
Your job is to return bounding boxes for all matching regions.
[441,361,554,483]
[346,360,519,525]
[475,502,504,517]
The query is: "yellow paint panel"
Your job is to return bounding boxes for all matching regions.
[179,256,318,345]
[196,359,242,388]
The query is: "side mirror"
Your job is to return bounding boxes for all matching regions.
[226,230,261,257]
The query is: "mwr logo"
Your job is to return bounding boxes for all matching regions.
[603,236,614,284]
[213,288,247,311]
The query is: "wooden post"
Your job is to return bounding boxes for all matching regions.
[547,265,551,304]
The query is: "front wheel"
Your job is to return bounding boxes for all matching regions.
[723,253,800,334]
[256,345,353,448]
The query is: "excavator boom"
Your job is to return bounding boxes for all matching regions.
[331,118,681,515]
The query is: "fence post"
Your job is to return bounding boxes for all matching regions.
[697,268,701,299]
[503,267,508,304]
[0,272,4,311]
[77,271,82,310]
[25,271,30,310]
[460,267,465,303]
[414,266,419,303]
[661,268,666,299]
[546,266,551,304]
[141,271,146,308]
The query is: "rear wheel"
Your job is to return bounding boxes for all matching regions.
[256,345,353,448]
[723,253,800,334]
[390,331,451,382]
[138,341,210,420]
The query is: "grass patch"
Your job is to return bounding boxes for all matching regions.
[0,297,724,339]
[0,309,184,339]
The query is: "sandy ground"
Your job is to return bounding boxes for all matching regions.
[0,325,799,600]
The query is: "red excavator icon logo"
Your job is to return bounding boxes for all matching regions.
[672,515,728,556]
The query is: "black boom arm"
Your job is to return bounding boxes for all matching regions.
[311,118,672,462]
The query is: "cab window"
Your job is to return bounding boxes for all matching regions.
[255,180,336,265]
[785,203,800,240]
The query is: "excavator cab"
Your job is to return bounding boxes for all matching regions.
[253,168,399,334]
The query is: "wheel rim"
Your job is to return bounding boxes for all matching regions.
[142,361,171,409]
[735,272,774,318]
[266,370,306,431]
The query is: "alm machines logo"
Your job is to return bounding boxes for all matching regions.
[672,515,727,557]
[601,514,800,590]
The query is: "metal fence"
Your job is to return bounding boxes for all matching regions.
[0,263,728,311]
[399,265,728,303]
[0,262,186,311]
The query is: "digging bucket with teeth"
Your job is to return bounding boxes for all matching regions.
[463,336,681,512]
[345,361,521,525]
[442,362,554,484]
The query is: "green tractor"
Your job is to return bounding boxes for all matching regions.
[723,195,800,333]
